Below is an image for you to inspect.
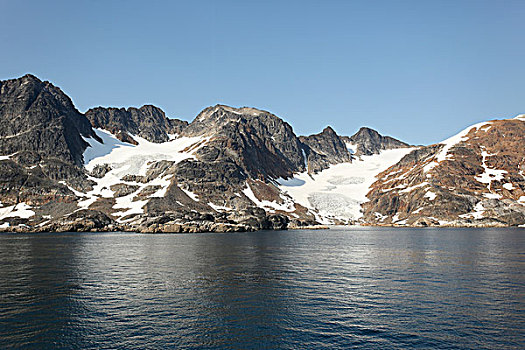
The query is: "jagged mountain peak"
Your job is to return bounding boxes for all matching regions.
[321,126,337,135]
[20,73,41,82]
[343,126,410,156]
[85,104,188,144]
[186,104,282,135]
[182,104,306,179]
[0,74,97,166]
[299,126,352,173]
[353,126,380,137]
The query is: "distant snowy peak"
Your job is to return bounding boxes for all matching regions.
[363,115,525,227]
[514,114,525,121]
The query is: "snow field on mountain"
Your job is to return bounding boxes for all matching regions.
[277,147,414,223]
[423,121,492,173]
[79,129,208,221]
[0,203,35,222]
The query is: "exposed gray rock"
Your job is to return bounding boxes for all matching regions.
[90,164,112,178]
[110,183,140,197]
[343,127,409,156]
[182,105,307,179]
[86,105,188,143]
[300,126,352,173]
[0,74,99,166]
[40,209,117,232]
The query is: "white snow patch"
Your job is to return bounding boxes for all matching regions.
[503,183,515,190]
[514,114,525,121]
[518,196,525,205]
[208,202,232,212]
[381,184,408,193]
[399,182,429,193]
[301,148,308,170]
[0,203,35,220]
[84,130,207,175]
[483,193,502,199]
[374,212,388,221]
[459,202,485,220]
[423,161,439,173]
[82,129,133,164]
[0,222,9,228]
[181,187,199,202]
[475,150,507,198]
[424,121,492,172]
[243,183,295,213]
[413,207,424,214]
[147,175,173,198]
[113,195,147,219]
[345,142,357,154]
[277,147,414,222]
[424,191,437,201]
[75,129,208,221]
[383,171,407,184]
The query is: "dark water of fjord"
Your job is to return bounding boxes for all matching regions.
[0,227,523,349]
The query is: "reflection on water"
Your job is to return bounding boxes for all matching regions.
[0,227,523,349]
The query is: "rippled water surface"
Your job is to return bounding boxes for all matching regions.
[0,227,523,349]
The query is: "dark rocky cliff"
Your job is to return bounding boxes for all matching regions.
[0,74,98,166]
[181,105,307,179]
[86,105,188,144]
[299,126,352,173]
[343,127,409,156]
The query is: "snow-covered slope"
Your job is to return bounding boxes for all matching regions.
[277,147,414,223]
[83,129,206,174]
[363,114,525,227]
[77,129,208,221]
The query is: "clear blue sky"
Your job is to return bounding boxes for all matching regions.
[1,0,524,144]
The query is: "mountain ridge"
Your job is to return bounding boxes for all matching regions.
[1,74,522,231]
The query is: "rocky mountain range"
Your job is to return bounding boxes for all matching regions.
[0,74,523,232]
[363,116,525,227]
[86,105,188,144]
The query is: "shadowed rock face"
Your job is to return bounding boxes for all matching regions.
[0,75,99,226]
[182,105,307,179]
[0,74,98,166]
[86,105,188,144]
[299,126,352,173]
[363,118,525,226]
[343,127,409,156]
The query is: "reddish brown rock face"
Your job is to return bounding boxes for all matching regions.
[363,117,525,226]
